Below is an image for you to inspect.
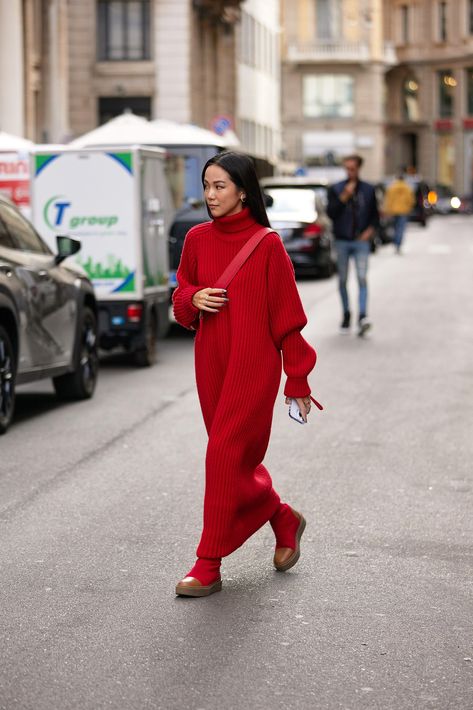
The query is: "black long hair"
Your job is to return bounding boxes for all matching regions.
[201,151,271,227]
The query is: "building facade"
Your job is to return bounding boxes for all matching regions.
[236,0,281,168]
[0,0,69,142]
[0,0,279,171]
[280,0,396,181]
[384,0,473,193]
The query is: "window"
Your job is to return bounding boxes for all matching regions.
[0,204,50,254]
[98,96,151,124]
[438,1,447,42]
[97,1,150,61]
[466,68,473,115]
[401,4,409,44]
[438,70,456,118]
[303,74,354,118]
[266,188,316,214]
[437,134,455,187]
[316,0,341,40]
[403,77,419,121]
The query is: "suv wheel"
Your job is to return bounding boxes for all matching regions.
[0,326,16,434]
[53,307,98,400]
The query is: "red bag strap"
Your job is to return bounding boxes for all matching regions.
[214,227,274,290]
[310,395,324,411]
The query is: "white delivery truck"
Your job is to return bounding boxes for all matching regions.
[30,146,173,365]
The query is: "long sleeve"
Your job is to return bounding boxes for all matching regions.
[172,231,203,330]
[267,237,317,398]
[327,185,345,221]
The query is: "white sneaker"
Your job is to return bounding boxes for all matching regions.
[358,317,371,337]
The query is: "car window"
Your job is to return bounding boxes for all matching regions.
[266,188,316,213]
[0,203,51,255]
[0,215,15,249]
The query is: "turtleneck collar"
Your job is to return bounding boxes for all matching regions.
[211,207,258,241]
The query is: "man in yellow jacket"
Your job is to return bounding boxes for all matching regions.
[383,175,415,253]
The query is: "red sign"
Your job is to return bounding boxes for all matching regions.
[434,120,453,132]
[0,180,30,206]
[0,153,30,207]
[463,118,473,130]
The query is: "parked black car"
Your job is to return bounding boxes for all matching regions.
[169,179,335,291]
[261,176,392,252]
[0,196,98,434]
[260,180,336,277]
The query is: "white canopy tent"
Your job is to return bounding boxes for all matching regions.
[69,113,236,149]
[69,113,169,149]
[150,119,229,148]
[0,131,34,152]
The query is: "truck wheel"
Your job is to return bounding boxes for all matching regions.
[53,307,98,400]
[134,311,157,367]
[0,326,16,435]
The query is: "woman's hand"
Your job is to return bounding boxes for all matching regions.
[192,288,228,313]
[285,396,311,422]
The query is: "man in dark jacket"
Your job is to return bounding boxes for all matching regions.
[327,155,379,336]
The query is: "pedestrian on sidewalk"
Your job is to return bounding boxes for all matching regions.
[383,174,415,253]
[172,151,321,597]
[327,155,379,336]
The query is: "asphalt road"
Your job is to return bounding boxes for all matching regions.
[1,216,472,710]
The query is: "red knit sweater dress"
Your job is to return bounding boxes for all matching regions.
[172,208,317,560]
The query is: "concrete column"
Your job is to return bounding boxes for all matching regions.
[154,0,191,122]
[0,0,25,134]
[46,0,70,142]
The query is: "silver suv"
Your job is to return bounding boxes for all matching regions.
[0,196,98,434]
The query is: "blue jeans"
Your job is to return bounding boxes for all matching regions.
[335,239,370,317]
[393,215,408,247]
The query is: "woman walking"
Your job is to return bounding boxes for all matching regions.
[172,152,320,597]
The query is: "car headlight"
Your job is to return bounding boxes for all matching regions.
[450,196,461,209]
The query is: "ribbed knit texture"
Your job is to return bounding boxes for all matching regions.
[186,557,221,586]
[172,208,317,558]
[270,503,301,549]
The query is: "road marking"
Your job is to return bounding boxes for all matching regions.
[428,244,451,254]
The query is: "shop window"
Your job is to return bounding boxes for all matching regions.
[303,74,354,118]
[97,0,150,61]
[438,70,456,118]
[403,77,419,121]
[438,134,455,188]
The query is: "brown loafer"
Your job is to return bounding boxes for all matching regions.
[273,510,306,572]
[175,576,222,597]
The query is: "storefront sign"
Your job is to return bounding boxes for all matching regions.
[0,152,30,207]
[434,120,453,132]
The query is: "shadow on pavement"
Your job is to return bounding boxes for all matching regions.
[12,391,63,427]
[98,324,194,369]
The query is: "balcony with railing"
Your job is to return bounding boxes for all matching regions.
[286,40,397,66]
